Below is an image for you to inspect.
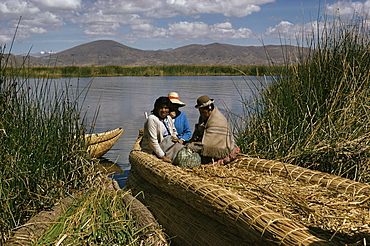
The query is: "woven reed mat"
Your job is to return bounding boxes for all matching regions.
[235,156,370,195]
[129,150,331,246]
[182,158,370,245]
[129,129,370,245]
[126,169,250,246]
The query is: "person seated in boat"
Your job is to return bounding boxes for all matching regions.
[140,96,183,163]
[168,92,192,144]
[187,95,240,165]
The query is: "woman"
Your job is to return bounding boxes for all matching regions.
[168,92,192,144]
[140,96,183,163]
[188,95,239,164]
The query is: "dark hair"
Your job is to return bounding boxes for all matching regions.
[151,97,172,117]
[169,103,178,112]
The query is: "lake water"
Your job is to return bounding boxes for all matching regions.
[65,76,266,187]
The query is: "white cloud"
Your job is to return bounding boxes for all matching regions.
[83,22,121,36]
[28,26,47,34]
[0,0,76,44]
[146,0,274,18]
[325,0,370,16]
[3,0,370,52]
[70,0,272,42]
[0,0,274,45]
[167,21,254,41]
[208,22,254,39]
[31,0,81,11]
[265,21,294,36]
[265,20,328,44]
[168,21,208,39]
[0,1,39,18]
[0,34,12,44]
[129,24,167,38]
[87,0,274,18]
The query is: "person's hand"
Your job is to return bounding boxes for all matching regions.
[162,156,172,163]
[172,136,179,142]
[178,139,184,144]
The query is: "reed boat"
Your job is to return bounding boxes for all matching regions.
[85,127,123,158]
[6,176,168,246]
[126,129,370,246]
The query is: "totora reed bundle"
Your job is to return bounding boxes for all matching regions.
[85,127,124,158]
[126,131,370,245]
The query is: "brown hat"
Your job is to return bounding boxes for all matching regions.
[168,92,186,106]
[195,95,214,108]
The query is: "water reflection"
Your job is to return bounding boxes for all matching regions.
[97,158,124,174]
[97,158,127,188]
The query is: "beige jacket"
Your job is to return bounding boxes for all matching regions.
[140,114,177,158]
[191,106,236,159]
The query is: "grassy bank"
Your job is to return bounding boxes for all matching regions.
[235,16,370,182]
[4,64,288,78]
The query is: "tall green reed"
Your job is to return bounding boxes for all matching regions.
[0,47,95,242]
[235,15,370,182]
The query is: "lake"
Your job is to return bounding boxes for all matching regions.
[65,76,266,187]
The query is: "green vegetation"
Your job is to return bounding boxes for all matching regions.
[4,64,288,78]
[0,45,95,243]
[36,178,159,245]
[235,16,370,182]
[1,43,162,244]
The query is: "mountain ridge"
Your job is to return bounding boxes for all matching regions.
[16,40,305,67]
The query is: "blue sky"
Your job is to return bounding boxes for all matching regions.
[1,0,369,55]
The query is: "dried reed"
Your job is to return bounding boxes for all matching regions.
[128,132,331,245]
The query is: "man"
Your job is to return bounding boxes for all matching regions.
[188,95,239,164]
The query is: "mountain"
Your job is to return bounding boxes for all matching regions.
[2,54,42,67]
[28,40,304,67]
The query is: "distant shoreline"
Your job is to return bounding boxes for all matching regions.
[6,64,289,78]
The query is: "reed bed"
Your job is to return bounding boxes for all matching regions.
[34,176,167,246]
[1,42,163,245]
[234,15,370,182]
[0,45,95,243]
[4,64,287,78]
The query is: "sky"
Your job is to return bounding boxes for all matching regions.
[1,0,370,55]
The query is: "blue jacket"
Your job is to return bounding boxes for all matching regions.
[173,111,192,141]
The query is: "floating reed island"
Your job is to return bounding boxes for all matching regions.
[126,130,370,246]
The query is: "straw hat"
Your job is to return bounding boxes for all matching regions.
[195,95,214,108]
[168,92,186,106]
